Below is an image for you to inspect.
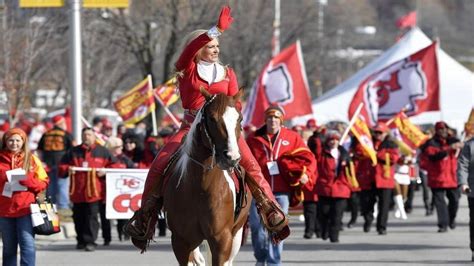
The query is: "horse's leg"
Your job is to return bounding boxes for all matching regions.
[171,234,195,266]
[188,244,206,266]
[227,227,244,265]
[208,231,233,266]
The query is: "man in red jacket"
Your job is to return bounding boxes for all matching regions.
[59,127,118,251]
[246,105,316,265]
[422,121,463,232]
[356,122,399,235]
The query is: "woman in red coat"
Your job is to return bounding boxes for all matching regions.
[315,130,353,242]
[127,6,288,249]
[0,128,49,265]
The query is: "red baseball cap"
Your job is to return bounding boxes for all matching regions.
[435,121,448,130]
[372,122,389,133]
[52,115,65,125]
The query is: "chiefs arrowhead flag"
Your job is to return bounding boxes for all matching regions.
[243,41,313,127]
[350,115,377,166]
[348,42,439,127]
[388,111,429,155]
[114,76,156,125]
[154,77,179,107]
[396,11,417,29]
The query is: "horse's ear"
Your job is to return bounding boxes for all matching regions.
[233,87,244,101]
[200,86,212,101]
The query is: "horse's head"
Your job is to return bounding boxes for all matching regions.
[200,88,243,170]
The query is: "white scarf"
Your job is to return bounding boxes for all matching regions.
[197,60,225,85]
[330,147,340,162]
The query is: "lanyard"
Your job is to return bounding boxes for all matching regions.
[263,131,282,161]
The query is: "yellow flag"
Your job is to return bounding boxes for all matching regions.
[350,116,377,166]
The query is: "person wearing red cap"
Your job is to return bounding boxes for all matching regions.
[314,130,354,243]
[421,121,463,232]
[37,115,74,213]
[0,128,49,265]
[306,118,318,131]
[246,105,316,264]
[305,123,326,239]
[357,122,400,235]
[126,6,290,253]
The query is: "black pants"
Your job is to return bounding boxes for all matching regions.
[468,197,474,251]
[405,181,416,212]
[432,188,460,229]
[347,192,360,224]
[73,201,100,245]
[303,201,320,236]
[99,203,111,243]
[317,196,347,242]
[360,188,392,231]
[420,170,433,212]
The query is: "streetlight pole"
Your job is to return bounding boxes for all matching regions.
[70,0,83,143]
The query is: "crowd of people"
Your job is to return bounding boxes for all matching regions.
[0,4,473,266]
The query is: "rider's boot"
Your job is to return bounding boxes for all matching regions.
[238,137,289,242]
[125,159,164,252]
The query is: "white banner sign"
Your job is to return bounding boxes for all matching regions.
[105,170,148,219]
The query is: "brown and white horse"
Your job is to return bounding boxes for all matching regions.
[163,90,251,265]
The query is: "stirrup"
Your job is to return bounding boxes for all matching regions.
[271,225,290,244]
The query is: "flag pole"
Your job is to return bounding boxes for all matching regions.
[272,0,280,56]
[80,116,106,145]
[147,75,159,136]
[339,103,364,144]
[153,92,181,128]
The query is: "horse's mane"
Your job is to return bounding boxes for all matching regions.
[174,93,234,186]
[212,93,233,117]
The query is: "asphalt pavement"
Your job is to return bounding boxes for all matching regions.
[1,189,473,265]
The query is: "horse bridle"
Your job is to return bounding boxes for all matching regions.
[185,95,218,172]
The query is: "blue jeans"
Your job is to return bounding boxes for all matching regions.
[0,215,36,266]
[250,192,289,266]
[46,168,70,209]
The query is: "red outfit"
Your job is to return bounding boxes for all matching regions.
[142,31,273,202]
[59,144,118,203]
[354,138,399,190]
[315,146,352,198]
[422,136,459,188]
[305,132,323,202]
[246,126,316,194]
[0,152,48,217]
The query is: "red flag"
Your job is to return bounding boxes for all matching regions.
[64,107,72,133]
[243,41,312,127]
[396,11,417,29]
[348,42,439,127]
[114,76,156,125]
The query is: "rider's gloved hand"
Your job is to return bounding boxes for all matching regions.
[217,6,233,32]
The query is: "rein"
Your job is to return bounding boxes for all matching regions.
[186,95,218,172]
[185,144,216,171]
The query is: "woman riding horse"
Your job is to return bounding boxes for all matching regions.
[127,5,289,251]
